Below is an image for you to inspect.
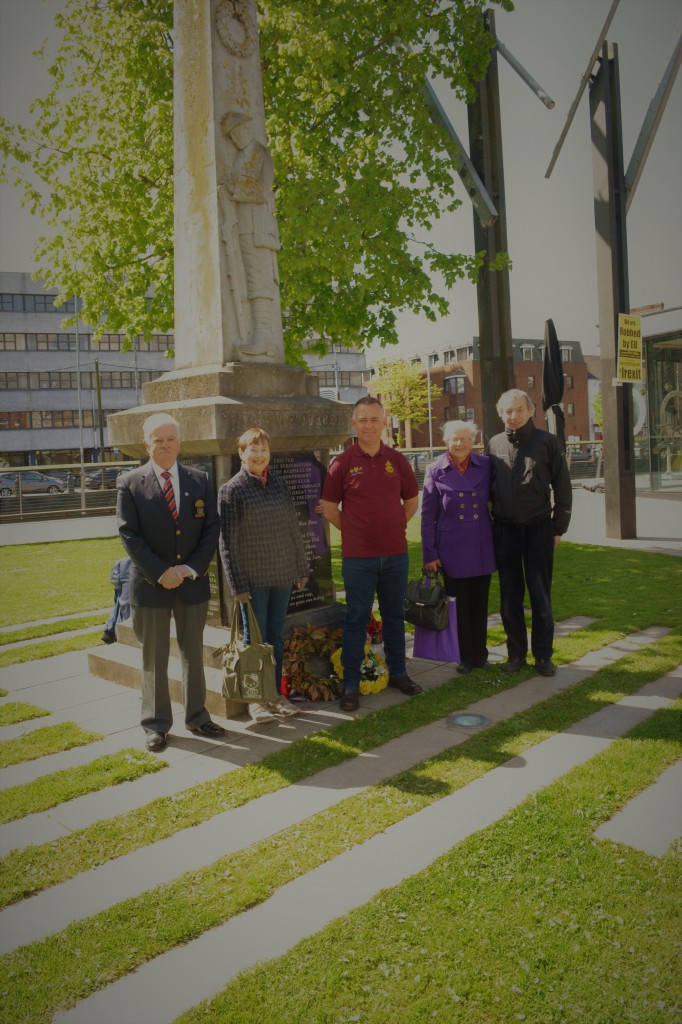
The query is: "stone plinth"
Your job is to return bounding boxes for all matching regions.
[107,362,351,457]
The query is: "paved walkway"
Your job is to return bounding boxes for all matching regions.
[1,617,680,1024]
[0,502,680,1022]
[54,672,681,1024]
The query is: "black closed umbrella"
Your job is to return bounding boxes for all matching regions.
[542,318,566,449]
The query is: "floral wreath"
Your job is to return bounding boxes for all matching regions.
[282,615,387,701]
[330,644,389,696]
[282,625,342,702]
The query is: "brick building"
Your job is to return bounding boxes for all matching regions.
[401,336,590,446]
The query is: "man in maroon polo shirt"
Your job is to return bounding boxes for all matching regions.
[321,396,422,712]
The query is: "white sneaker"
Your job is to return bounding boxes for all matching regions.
[270,696,300,718]
[249,702,275,724]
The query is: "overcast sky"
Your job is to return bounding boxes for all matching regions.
[1,0,680,358]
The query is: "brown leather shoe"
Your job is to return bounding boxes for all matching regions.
[339,688,359,711]
[388,674,423,695]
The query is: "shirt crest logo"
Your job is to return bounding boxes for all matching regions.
[350,465,364,475]
[385,461,395,474]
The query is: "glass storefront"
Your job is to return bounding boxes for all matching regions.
[645,327,682,492]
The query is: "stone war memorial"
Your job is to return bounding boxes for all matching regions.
[91,0,351,711]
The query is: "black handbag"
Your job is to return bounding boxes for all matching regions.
[404,569,449,632]
[219,601,278,707]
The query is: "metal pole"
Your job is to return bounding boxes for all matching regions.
[95,358,105,459]
[589,44,636,538]
[426,357,434,460]
[74,297,86,510]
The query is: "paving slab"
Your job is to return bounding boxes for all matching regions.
[0,625,667,955]
[53,673,682,1024]
[594,758,682,856]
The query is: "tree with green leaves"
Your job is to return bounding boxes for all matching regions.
[0,0,512,357]
[372,358,442,448]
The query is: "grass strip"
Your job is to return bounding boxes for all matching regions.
[2,633,679,1024]
[0,703,50,727]
[0,622,670,908]
[0,632,104,668]
[0,537,124,628]
[0,689,7,697]
[0,748,165,825]
[0,722,102,769]
[183,701,681,1024]
[0,615,105,647]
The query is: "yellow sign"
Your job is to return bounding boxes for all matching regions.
[616,313,642,382]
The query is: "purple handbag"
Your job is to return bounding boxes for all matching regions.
[412,598,460,662]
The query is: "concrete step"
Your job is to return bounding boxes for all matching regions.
[88,637,246,720]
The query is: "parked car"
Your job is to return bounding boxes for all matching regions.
[566,447,594,463]
[0,470,66,496]
[85,466,128,490]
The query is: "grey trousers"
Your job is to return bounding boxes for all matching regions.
[132,598,210,736]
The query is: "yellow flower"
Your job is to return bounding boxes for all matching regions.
[330,644,389,696]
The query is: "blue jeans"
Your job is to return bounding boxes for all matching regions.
[341,553,409,690]
[240,583,293,692]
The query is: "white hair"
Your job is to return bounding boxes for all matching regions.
[143,412,181,442]
[442,419,478,443]
[496,389,535,417]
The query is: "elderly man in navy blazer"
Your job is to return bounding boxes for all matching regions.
[117,412,225,751]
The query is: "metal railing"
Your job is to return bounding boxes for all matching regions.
[0,461,139,523]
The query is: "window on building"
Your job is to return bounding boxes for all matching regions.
[0,372,29,389]
[566,375,574,388]
[560,346,572,363]
[0,293,76,314]
[0,333,26,350]
[443,349,456,363]
[458,405,466,419]
[456,347,472,361]
[521,345,534,361]
[527,375,535,388]
[567,403,574,415]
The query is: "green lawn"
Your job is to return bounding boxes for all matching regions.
[0,533,679,1024]
[0,748,164,825]
[0,537,124,627]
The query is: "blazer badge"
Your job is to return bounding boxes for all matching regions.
[193,499,206,519]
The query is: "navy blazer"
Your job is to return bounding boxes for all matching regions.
[421,451,496,579]
[117,461,220,608]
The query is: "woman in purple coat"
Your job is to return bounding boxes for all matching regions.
[421,420,496,674]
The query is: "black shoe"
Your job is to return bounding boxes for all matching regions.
[188,720,226,737]
[536,659,557,677]
[457,662,473,675]
[145,732,167,752]
[472,660,491,670]
[340,688,359,711]
[500,658,526,673]
[388,674,423,695]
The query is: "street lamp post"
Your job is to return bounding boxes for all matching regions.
[74,297,86,511]
[425,351,439,459]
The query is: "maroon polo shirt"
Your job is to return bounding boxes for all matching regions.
[322,442,418,557]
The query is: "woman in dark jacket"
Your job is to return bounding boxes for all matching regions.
[218,427,309,722]
[421,420,496,673]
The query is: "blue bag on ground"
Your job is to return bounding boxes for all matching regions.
[412,598,460,662]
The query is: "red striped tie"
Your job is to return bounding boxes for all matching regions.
[161,471,178,519]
